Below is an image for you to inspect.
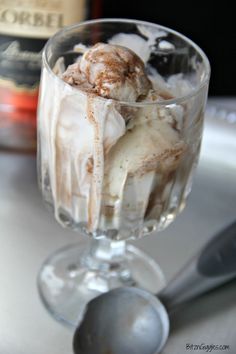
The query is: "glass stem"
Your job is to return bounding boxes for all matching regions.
[82,238,127,274]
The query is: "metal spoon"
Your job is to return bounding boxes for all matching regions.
[73,221,236,354]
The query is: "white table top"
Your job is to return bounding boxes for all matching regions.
[0,98,236,354]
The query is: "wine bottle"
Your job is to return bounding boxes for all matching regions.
[0,0,101,151]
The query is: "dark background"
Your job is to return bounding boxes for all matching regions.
[102,1,235,96]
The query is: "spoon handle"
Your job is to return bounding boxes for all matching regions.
[158,221,236,312]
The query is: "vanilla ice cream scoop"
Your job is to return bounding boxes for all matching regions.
[62,43,152,101]
[42,39,187,234]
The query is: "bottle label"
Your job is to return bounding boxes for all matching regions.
[0,0,87,95]
[0,39,42,91]
[0,0,86,39]
[0,0,88,150]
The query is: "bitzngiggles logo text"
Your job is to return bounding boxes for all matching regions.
[186,343,230,352]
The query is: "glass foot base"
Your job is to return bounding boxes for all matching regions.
[37,242,165,328]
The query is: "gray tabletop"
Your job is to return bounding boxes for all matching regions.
[0,98,236,354]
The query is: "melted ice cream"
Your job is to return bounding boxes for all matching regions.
[39,39,189,234]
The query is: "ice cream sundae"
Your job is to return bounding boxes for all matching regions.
[38,38,196,238]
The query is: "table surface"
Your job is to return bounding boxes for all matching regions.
[0,98,236,354]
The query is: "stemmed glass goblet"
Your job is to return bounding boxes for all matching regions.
[37,19,210,327]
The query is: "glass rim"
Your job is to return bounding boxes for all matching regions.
[43,18,211,107]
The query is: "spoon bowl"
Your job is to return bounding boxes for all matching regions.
[73,287,169,354]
